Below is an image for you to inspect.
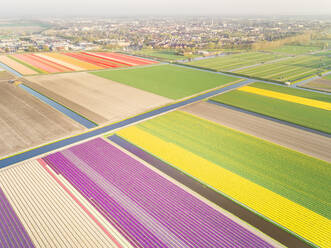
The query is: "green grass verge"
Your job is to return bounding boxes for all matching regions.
[249,82,331,102]
[211,89,331,134]
[131,110,331,219]
[91,64,237,100]
[8,55,45,74]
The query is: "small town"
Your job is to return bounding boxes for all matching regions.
[0,0,330,247]
[1,17,330,55]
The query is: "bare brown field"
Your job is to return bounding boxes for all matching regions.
[301,78,331,93]
[25,72,173,125]
[182,102,331,162]
[0,81,84,158]
[0,71,15,80]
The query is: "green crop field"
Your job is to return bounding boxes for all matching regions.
[186,52,285,71]
[121,110,331,219]
[91,64,237,99]
[236,55,331,83]
[269,45,322,55]
[133,49,191,61]
[211,83,331,133]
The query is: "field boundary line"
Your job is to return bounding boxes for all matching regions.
[238,86,331,110]
[108,134,316,248]
[208,100,331,137]
[18,83,97,128]
[173,62,331,95]
[0,80,251,168]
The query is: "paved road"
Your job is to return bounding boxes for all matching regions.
[0,79,252,168]
[182,101,331,162]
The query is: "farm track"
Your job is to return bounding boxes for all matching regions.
[1,60,329,166]
[182,102,331,162]
[0,79,251,167]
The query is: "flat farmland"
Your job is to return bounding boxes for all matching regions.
[92,64,238,99]
[0,52,157,75]
[0,160,130,248]
[91,52,157,66]
[185,52,285,71]
[40,138,276,248]
[301,77,331,92]
[237,55,331,82]
[133,49,190,61]
[64,52,156,68]
[0,70,15,80]
[313,50,331,56]
[25,72,172,125]
[116,111,331,248]
[269,45,322,55]
[182,101,331,162]
[42,52,102,70]
[0,55,38,75]
[211,82,331,133]
[0,81,84,158]
[13,53,73,73]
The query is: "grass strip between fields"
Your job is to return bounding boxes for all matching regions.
[116,112,331,248]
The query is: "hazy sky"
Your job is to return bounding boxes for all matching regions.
[1,0,331,16]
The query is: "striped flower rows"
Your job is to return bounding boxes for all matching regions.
[115,111,331,248]
[0,52,157,75]
[42,138,274,248]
